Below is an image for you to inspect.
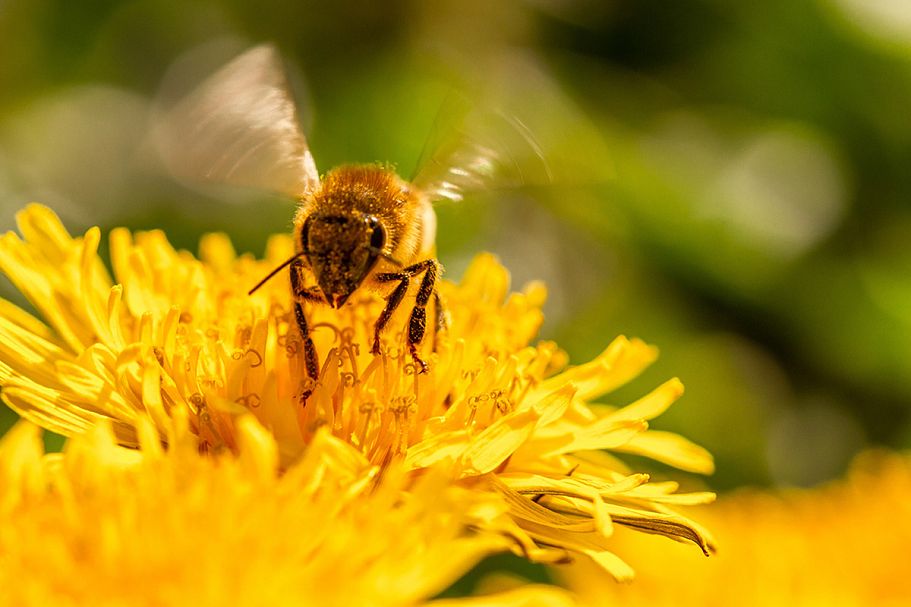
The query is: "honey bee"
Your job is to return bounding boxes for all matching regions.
[155,44,553,379]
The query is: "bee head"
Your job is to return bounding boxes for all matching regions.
[301,213,386,308]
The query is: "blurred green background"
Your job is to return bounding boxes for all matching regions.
[2,0,911,498]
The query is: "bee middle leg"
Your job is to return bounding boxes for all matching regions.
[373,259,439,373]
[290,257,322,381]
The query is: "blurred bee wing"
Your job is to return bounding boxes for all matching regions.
[411,95,551,202]
[412,56,611,203]
[153,44,319,200]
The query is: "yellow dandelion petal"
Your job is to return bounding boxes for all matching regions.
[461,407,542,476]
[535,336,658,403]
[616,430,716,475]
[0,204,716,580]
[560,450,911,606]
[0,417,562,607]
[0,421,46,507]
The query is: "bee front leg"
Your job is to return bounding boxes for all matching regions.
[372,277,410,354]
[293,302,320,381]
[373,259,439,373]
[290,257,321,381]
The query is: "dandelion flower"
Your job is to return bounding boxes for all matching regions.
[558,450,911,606]
[0,204,715,580]
[0,412,578,606]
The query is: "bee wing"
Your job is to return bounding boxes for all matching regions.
[412,57,610,203]
[411,95,552,202]
[153,44,319,199]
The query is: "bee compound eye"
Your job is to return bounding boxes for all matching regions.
[370,223,386,250]
[300,216,314,253]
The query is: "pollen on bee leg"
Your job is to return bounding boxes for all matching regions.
[293,302,320,380]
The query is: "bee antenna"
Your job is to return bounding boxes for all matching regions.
[248,253,304,295]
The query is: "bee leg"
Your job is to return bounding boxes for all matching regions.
[373,259,439,373]
[297,287,323,303]
[371,278,409,355]
[407,263,438,373]
[290,257,324,303]
[293,302,320,381]
[290,257,321,383]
